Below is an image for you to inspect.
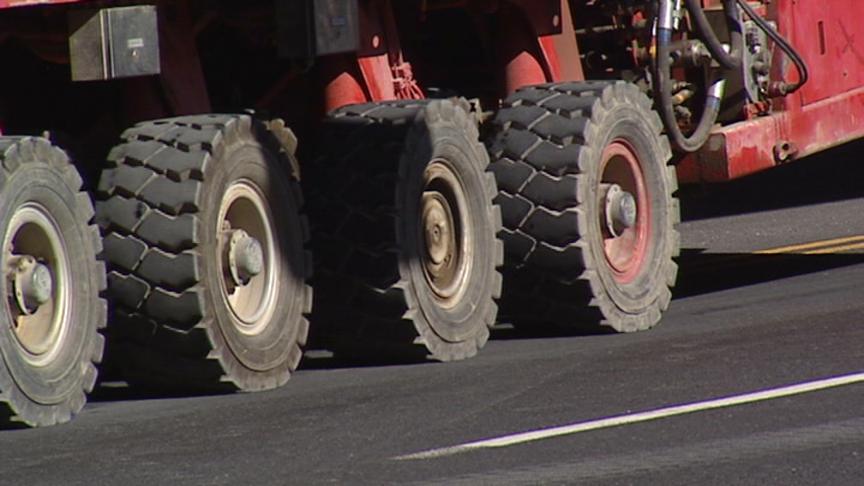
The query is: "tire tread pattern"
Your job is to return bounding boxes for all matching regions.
[488,82,679,332]
[309,100,502,361]
[97,115,311,390]
[0,137,107,426]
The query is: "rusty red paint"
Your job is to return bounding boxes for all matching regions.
[679,0,864,183]
[679,86,864,183]
[788,0,864,105]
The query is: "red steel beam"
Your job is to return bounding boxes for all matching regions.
[678,86,864,182]
[0,0,81,8]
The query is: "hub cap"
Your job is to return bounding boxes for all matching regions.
[227,229,264,286]
[4,204,70,364]
[420,161,472,308]
[599,140,650,284]
[601,183,638,238]
[217,181,278,336]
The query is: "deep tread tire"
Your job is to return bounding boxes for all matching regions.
[308,99,502,361]
[96,115,312,391]
[0,137,106,426]
[487,82,680,332]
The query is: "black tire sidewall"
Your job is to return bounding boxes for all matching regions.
[586,101,674,313]
[399,108,497,344]
[0,164,98,405]
[201,140,306,373]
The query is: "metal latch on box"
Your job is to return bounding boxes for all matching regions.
[69,6,160,81]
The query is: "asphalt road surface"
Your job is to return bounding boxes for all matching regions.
[3,141,864,485]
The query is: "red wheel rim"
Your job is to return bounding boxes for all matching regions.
[600,140,650,284]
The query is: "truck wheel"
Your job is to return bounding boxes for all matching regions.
[0,138,106,426]
[487,82,679,332]
[309,99,502,361]
[96,115,311,391]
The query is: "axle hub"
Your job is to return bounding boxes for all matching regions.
[11,255,53,315]
[422,191,456,279]
[226,229,264,286]
[601,183,637,238]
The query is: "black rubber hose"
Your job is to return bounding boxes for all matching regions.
[735,0,809,94]
[685,0,744,70]
[655,24,724,153]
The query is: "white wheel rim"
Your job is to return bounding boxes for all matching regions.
[419,160,473,309]
[3,204,71,366]
[217,180,279,337]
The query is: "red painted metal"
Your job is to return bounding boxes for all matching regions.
[547,0,584,83]
[321,54,371,113]
[679,0,864,183]
[788,0,864,105]
[497,1,557,94]
[679,85,864,183]
[363,0,423,100]
[0,0,859,186]
[357,54,397,101]
[322,0,423,110]
[501,48,548,95]
[497,0,584,93]
[0,0,81,8]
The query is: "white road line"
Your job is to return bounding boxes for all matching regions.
[394,371,864,461]
[414,419,864,485]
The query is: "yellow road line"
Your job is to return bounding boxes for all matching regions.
[685,235,864,272]
[803,242,864,255]
[755,235,864,255]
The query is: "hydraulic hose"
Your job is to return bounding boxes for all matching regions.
[735,0,809,95]
[655,0,726,153]
[685,0,743,70]
[654,0,809,152]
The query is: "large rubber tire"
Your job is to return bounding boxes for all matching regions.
[308,99,502,361]
[487,82,680,332]
[96,115,311,391]
[0,137,106,426]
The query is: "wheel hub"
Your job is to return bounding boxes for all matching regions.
[601,183,638,238]
[419,161,472,308]
[11,256,53,315]
[4,205,70,362]
[225,229,264,287]
[422,192,455,269]
[217,181,278,336]
[599,140,651,284]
